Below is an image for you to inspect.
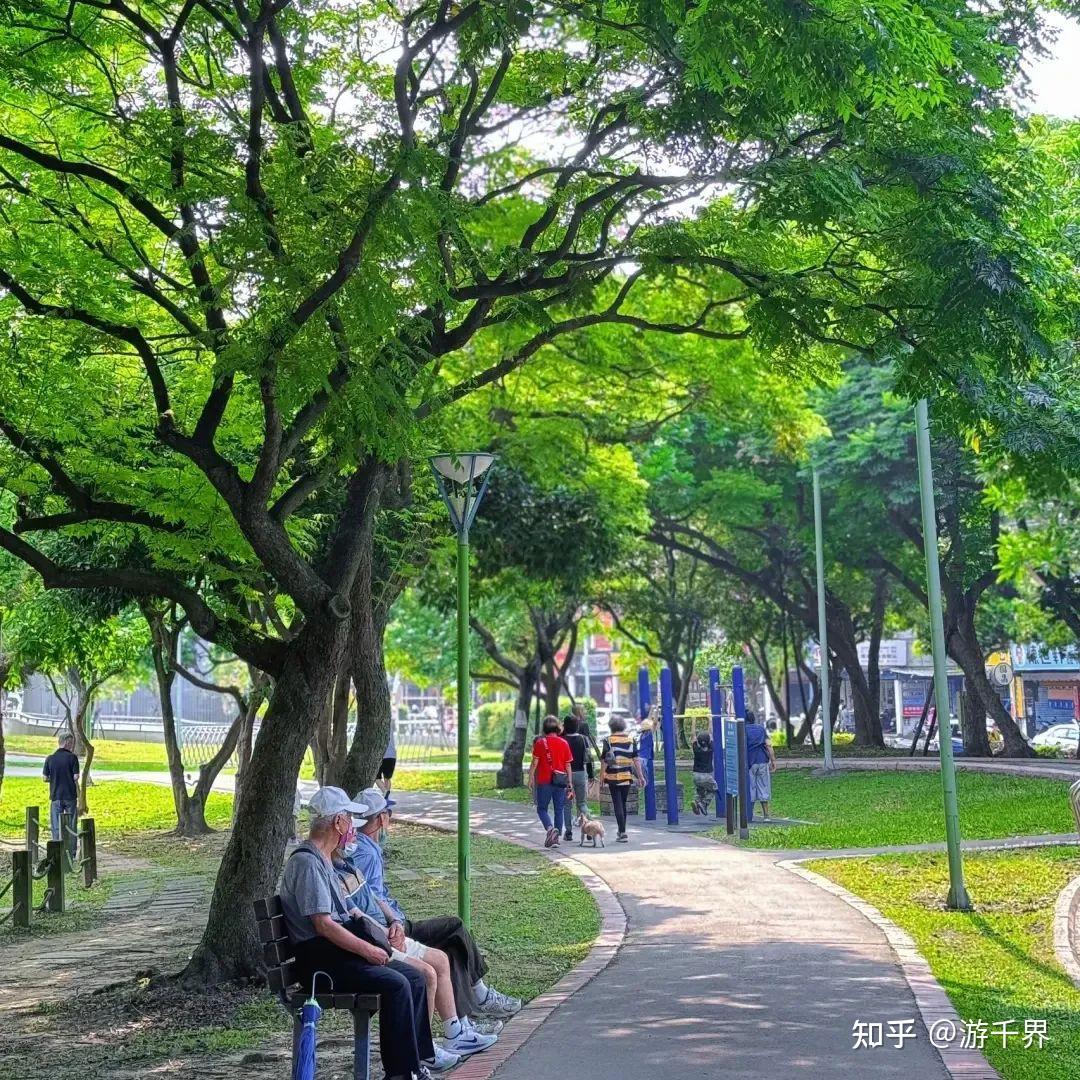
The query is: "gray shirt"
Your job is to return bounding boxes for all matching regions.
[280,841,353,943]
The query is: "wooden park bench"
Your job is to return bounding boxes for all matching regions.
[254,895,379,1080]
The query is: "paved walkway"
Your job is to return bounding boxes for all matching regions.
[395,791,960,1080]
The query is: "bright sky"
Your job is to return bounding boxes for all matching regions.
[1026,10,1080,117]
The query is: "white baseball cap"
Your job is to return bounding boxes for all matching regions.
[357,787,395,817]
[308,786,370,819]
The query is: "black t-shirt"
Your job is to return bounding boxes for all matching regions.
[692,739,714,774]
[43,747,79,802]
[563,733,594,778]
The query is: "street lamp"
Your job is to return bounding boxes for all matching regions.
[812,466,835,771]
[429,451,496,928]
[914,399,971,911]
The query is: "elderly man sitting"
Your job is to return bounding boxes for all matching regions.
[335,829,498,1062]
[347,788,522,1021]
[279,786,435,1080]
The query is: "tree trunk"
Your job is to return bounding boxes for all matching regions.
[312,692,333,786]
[0,660,8,800]
[328,673,351,786]
[749,638,796,745]
[338,543,393,799]
[232,675,267,822]
[144,607,245,837]
[146,612,212,835]
[181,613,350,985]
[540,660,561,716]
[865,576,888,737]
[827,621,884,747]
[67,669,95,815]
[497,661,538,789]
[948,611,1031,757]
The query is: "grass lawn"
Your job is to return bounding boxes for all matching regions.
[0,776,234,839]
[810,847,1080,1079]
[0,777,231,939]
[392,768,533,803]
[5,734,183,772]
[707,768,1075,850]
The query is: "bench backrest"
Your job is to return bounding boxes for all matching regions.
[253,894,297,1003]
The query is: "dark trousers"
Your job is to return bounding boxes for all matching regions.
[405,914,488,1018]
[295,935,434,1077]
[608,782,630,833]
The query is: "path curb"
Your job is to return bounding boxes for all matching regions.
[397,811,628,1080]
[779,859,1000,1080]
[1053,873,1080,990]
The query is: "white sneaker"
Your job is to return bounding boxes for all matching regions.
[475,988,522,1018]
[425,1046,461,1072]
[466,1016,504,1035]
[443,1028,498,1057]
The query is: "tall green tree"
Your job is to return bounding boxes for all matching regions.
[6,595,149,811]
[0,0,1061,982]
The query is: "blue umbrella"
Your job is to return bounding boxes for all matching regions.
[294,972,331,1080]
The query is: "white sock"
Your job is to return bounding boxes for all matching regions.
[473,979,489,999]
[445,1017,464,1039]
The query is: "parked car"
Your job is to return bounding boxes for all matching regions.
[593,707,633,740]
[1032,723,1080,757]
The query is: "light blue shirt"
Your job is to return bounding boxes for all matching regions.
[350,832,406,925]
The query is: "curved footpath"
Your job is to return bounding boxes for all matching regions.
[395,791,997,1080]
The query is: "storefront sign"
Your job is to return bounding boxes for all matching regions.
[857,639,910,668]
[1010,643,1080,671]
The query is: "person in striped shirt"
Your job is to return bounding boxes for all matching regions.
[599,717,646,843]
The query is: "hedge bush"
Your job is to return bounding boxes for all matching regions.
[477,700,517,750]
[475,696,600,750]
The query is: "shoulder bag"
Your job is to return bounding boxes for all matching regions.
[541,736,569,788]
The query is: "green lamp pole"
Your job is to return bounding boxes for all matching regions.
[812,466,834,771]
[429,452,496,929]
[914,399,971,911]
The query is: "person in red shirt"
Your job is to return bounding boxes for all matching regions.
[528,716,574,848]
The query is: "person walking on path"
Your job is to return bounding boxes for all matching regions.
[561,714,595,841]
[745,710,777,820]
[690,731,718,815]
[377,721,397,795]
[42,732,79,858]
[529,716,574,848]
[600,717,645,843]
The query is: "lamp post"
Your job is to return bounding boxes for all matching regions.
[914,400,971,911]
[429,452,496,928]
[812,467,834,771]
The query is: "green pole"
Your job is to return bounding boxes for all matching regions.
[812,467,834,771]
[914,398,971,911]
[456,532,472,928]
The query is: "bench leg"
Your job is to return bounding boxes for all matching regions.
[353,1009,372,1080]
[292,1007,303,1078]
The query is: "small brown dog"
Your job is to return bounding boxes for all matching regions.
[577,811,606,848]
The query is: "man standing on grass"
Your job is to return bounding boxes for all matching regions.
[744,710,777,821]
[42,732,79,858]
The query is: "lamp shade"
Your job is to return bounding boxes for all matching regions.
[430,452,495,483]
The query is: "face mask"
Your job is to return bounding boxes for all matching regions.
[342,835,362,858]
[339,820,357,851]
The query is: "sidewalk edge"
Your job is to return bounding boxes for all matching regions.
[778,858,1000,1080]
[1053,873,1080,990]
[397,810,628,1080]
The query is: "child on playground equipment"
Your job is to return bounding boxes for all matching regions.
[690,731,718,815]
